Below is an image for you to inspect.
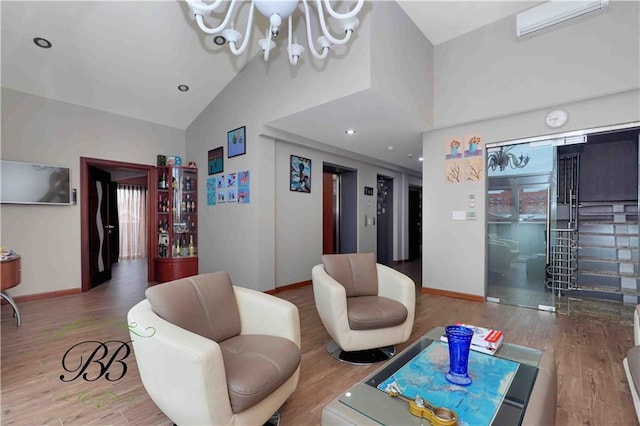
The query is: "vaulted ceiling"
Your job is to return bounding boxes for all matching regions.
[1,1,538,173]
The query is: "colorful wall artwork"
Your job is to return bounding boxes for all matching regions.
[445,138,463,160]
[290,155,311,193]
[464,157,483,182]
[464,135,483,157]
[227,126,246,158]
[446,160,463,183]
[444,135,483,183]
[207,170,250,205]
[208,146,223,175]
[207,177,216,206]
[238,170,250,203]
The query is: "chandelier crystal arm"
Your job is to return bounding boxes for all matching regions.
[322,0,364,20]
[263,29,274,61]
[190,0,238,34]
[302,0,330,60]
[228,1,256,55]
[186,0,225,15]
[185,0,363,65]
[315,0,357,46]
[287,17,299,65]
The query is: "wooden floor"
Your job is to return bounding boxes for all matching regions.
[1,259,637,425]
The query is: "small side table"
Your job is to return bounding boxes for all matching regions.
[1,255,22,326]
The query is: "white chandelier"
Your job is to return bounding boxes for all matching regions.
[185,0,364,65]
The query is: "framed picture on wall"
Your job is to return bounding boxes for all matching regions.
[208,146,223,175]
[227,126,246,158]
[290,155,311,193]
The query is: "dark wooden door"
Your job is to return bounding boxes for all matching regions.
[377,177,393,265]
[108,182,120,264]
[88,166,114,287]
[409,187,422,260]
[322,172,335,254]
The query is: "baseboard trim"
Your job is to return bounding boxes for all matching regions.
[420,287,484,302]
[266,280,312,295]
[5,288,82,303]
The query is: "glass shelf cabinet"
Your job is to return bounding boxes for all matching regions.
[154,165,198,283]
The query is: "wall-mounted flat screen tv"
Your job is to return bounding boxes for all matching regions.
[1,160,71,205]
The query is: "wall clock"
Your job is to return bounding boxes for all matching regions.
[545,109,569,128]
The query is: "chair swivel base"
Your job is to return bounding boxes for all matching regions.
[263,411,280,426]
[327,340,395,365]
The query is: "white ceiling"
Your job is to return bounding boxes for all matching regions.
[1,1,537,173]
[396,1,539,45]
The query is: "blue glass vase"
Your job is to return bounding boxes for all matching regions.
[445,325,473,386]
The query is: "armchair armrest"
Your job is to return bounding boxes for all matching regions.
[233,286,301,348]
[312,264,350,340]
[376,264,416,305]
[128,300,233,425]
[376,264,416,336]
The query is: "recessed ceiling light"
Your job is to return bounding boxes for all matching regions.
[178,84,189,92]
[33,37,52,49]
[213,35,227,46]
[418,157,424,161]
[345,129,356,135]
[387,146,394,151]
[407,154,413,158]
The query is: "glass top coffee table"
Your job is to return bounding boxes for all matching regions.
[322,326,556,426]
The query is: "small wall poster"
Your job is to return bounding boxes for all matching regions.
[238,170,250,203]
[226,173,237,203]
[290,155,311,193]
[216,175,226,204]
[446,160,463,183]
[464,135,482,157]
[208,146,224,175]
[445,134,483,183]
[207,170,250,205]
[227,126,246,158]
[445,138,463,160]
[207,177,216,205]
[464,157,483,182]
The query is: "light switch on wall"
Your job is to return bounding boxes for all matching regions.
[452,211,466,220]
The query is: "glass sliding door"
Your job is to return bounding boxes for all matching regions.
[486,142,558,310]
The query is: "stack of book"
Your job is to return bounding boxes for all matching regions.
[440,323,504,355]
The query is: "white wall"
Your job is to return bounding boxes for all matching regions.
[274,138,418,287]
[370,1,433,126]
[423,89,640,296]
[433,1,640,127]
[423,1,640,297]
[1,88,185,296]
[186,11,374,291]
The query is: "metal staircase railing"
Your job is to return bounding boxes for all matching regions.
[546,228,578,294]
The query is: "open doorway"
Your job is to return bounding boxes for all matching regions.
[322,163,357,254]
[80,157,155,292]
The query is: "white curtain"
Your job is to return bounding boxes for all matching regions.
[117,185,147,260]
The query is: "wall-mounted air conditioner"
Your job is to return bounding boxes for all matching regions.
[516,0,609,38]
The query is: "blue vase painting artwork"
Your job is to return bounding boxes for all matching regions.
[464,135,482,157]
[446,139,462,160]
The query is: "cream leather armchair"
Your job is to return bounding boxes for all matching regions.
[312,253,415,363]
[128,272,301,426]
